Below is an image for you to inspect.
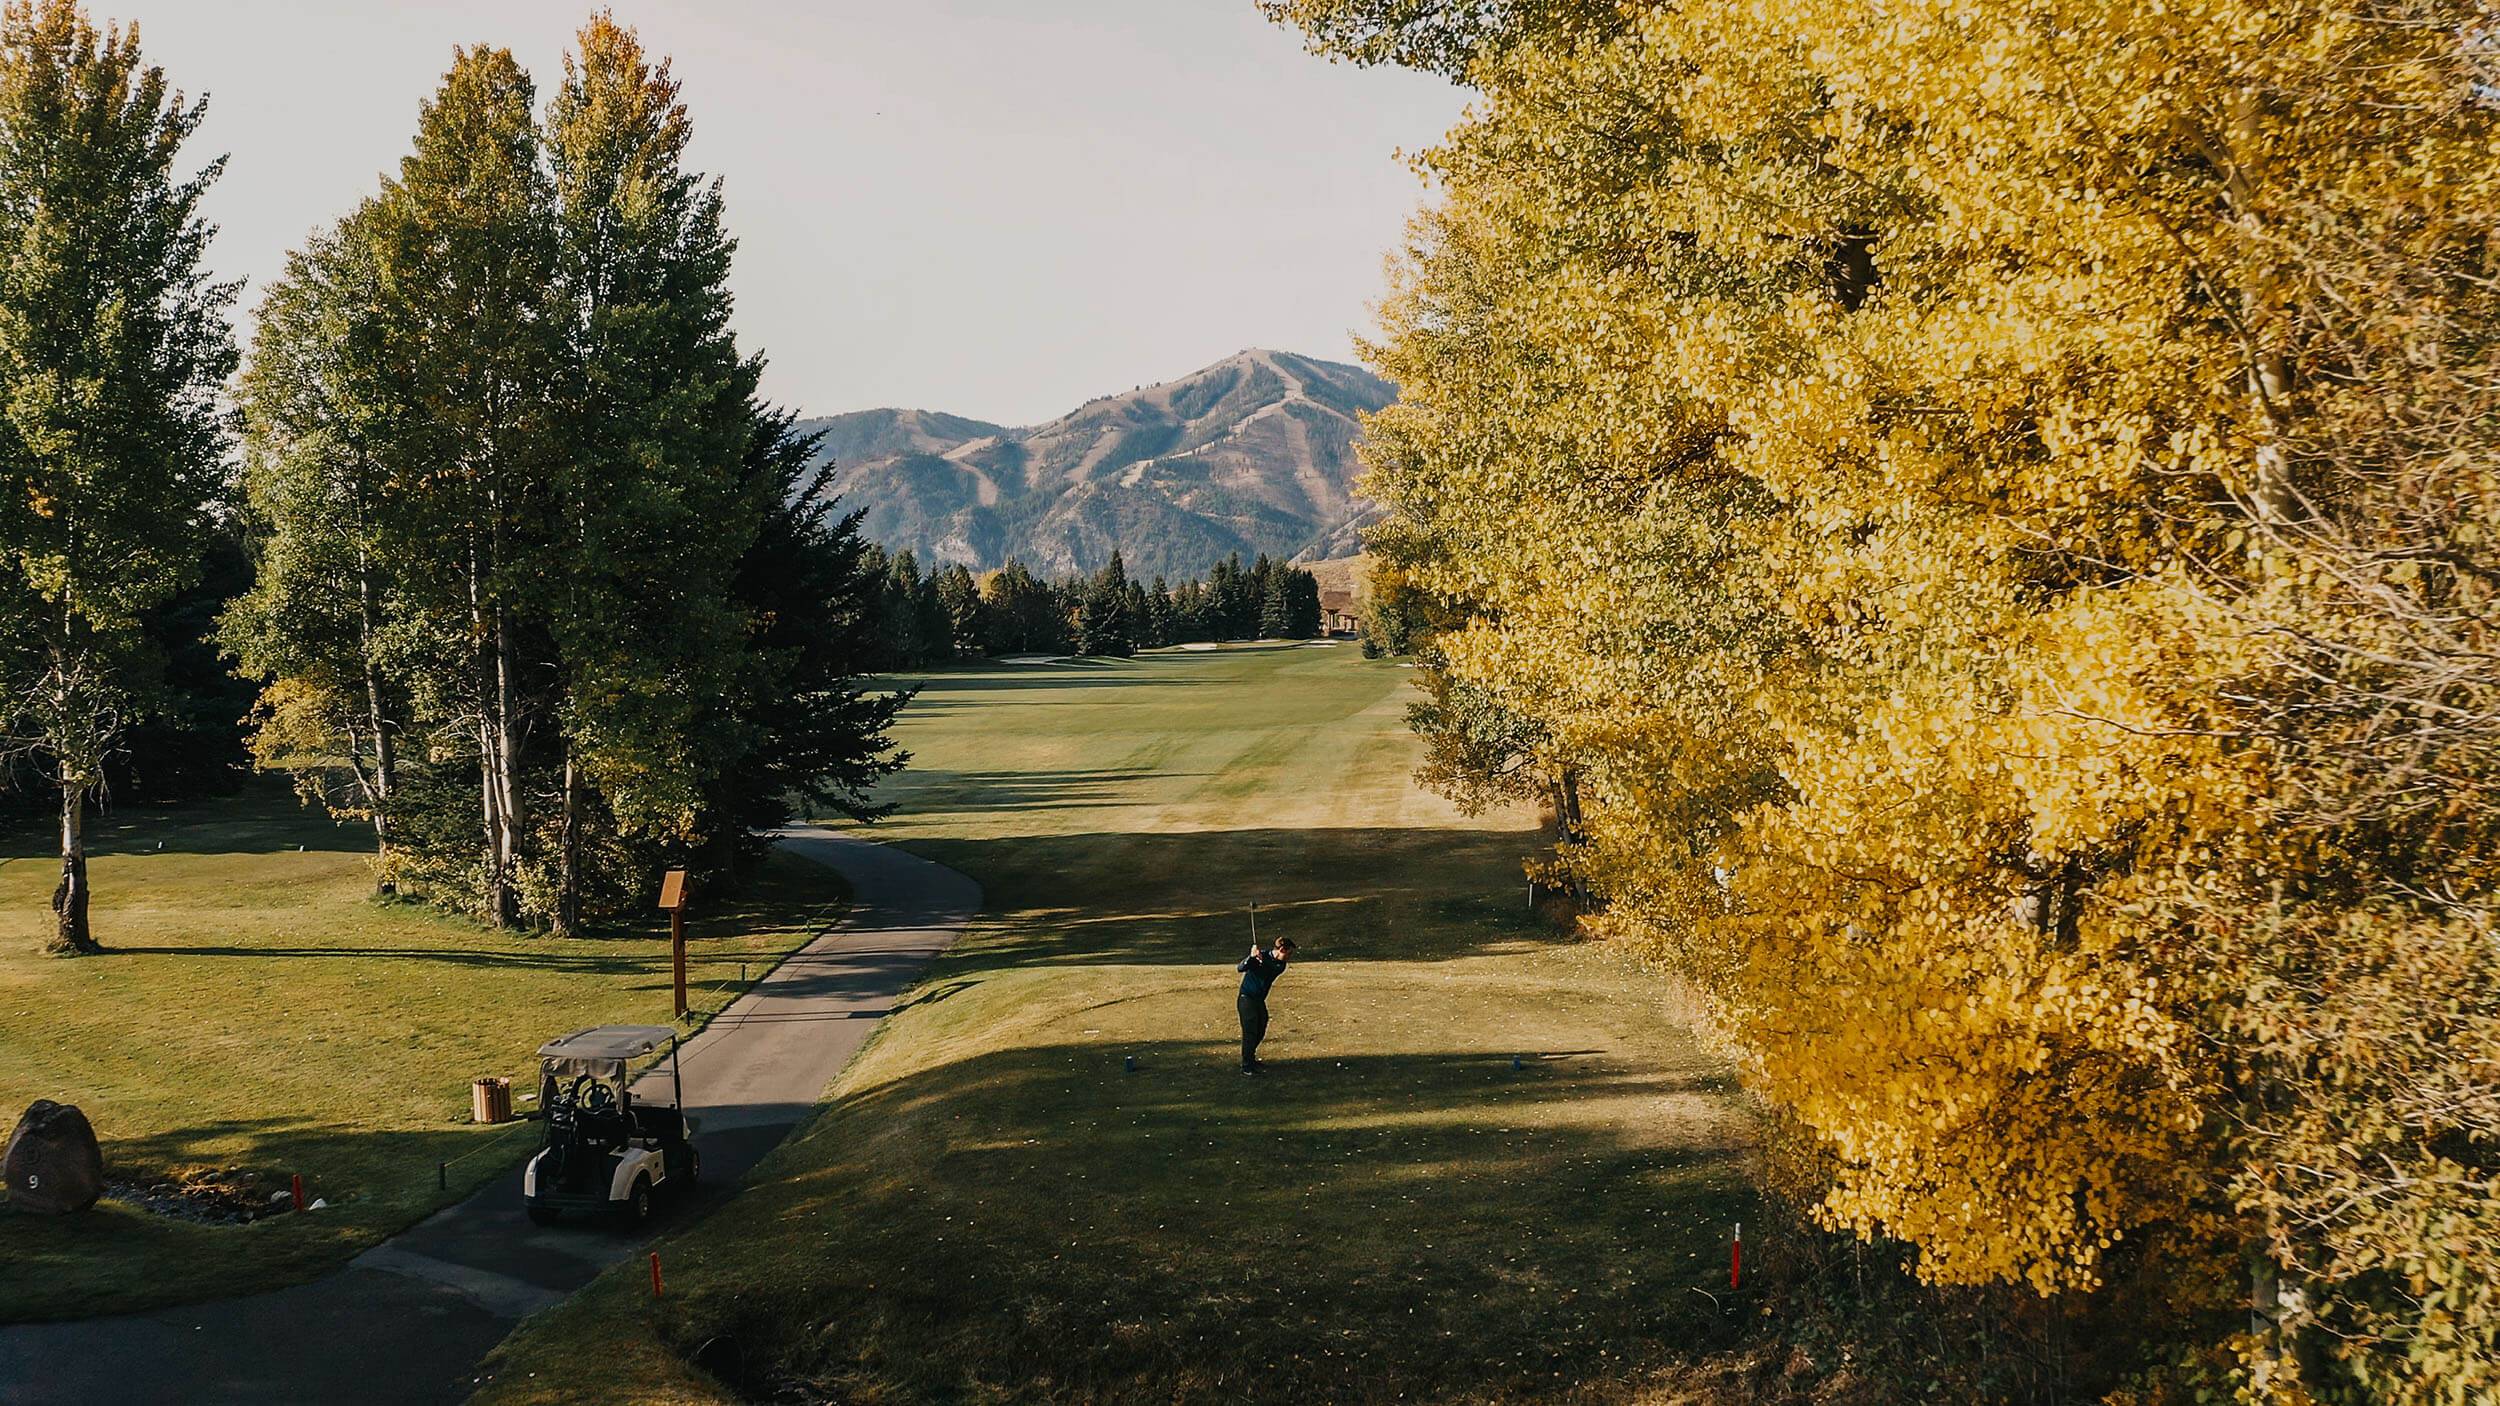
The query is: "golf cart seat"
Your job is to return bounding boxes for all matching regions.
[575,1095,633,1150]
[631,1103,685,1143]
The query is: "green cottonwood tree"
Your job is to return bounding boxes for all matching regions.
[223,202,407,878]
[0,0,235,954]
[543,14,761,934]
[233,25,911,935]
[366,44,563,928]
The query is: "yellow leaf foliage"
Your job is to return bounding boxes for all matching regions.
[1292,0,2500,1396]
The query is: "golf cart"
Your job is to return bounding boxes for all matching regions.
[522,1025,697,1227]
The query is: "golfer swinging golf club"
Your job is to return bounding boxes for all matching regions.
[1236,910,1296,1074]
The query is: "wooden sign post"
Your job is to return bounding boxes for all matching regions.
[658,868,690,1019]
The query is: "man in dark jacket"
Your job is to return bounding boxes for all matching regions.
[1235,936,1296,1074]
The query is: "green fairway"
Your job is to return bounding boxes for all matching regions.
[0,787,842,1321]
[475,644,1762,1405]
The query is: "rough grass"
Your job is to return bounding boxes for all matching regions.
[473,645,1770,1405]
[0,786,842,1321]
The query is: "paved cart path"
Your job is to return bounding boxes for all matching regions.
[0,829,979,1406]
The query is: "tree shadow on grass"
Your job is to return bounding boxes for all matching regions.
[623,1036,1764,1405]
[887,645,1327,705]
[874,768,1210,814]
[873,823,1556,975]
[96,944,671,975]
[895,671,1214,697]
[0,777,368,862]
[90,860,842,972]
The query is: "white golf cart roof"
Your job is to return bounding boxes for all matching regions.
[538,1025,677,1061]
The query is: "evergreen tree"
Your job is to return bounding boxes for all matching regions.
[883,548,928,665]
[934,564,985,659]
[914,559,951,664]
[1071,552,1134,658]
[1029,567,1067,653]
[702,412,907,856]
[1069,591,1107,657]
[1207,554,1252,639]
[1284,565,1322,638]
[0,1,236,953]
[1173,579,1209,642]
[1247,555,1292,638]
[1065,552,1128,657]
[854,541,892,660]
[1144,576,1176,649]
[1257,568,1294,639]
[1203,557,1227,637]
[981,559,1060,654]
[117,528,255,804]
[1053,579,1083,650]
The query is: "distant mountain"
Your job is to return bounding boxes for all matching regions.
[795,349,1394,581]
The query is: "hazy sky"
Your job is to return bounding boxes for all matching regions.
[132,1,1463,426]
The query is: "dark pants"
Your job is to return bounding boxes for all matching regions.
[1238,994,1269,1069]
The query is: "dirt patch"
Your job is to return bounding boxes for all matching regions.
[107,1166,296,1225]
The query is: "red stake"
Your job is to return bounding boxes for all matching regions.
[1730,1221,1743,1289]
[649,1251,664,1298]
[290,1174,305,1212]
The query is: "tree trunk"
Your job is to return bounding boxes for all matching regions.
[472,537,519,930]
[477,710,505,921]
[554,748,582,937]
[47,782,96,955]
[1555,768,1586,845]
[2247,1254,2300,1390]
[1552,769,1592,903]
[489,602,525,928]
[358,555,397,887]
[2223,88,2300,530]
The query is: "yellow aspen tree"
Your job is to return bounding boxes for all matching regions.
[1282,1,2500,1397]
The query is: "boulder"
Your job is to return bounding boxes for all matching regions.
[4,1100,103,1214]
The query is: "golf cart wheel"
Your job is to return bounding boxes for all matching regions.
[527,1204,560,1227]
[624,1178,653,1227]
[684,1149,699,1189]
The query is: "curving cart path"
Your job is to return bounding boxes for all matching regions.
[0,828,979,1406]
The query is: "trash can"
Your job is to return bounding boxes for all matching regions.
[472,1077,512,1125]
